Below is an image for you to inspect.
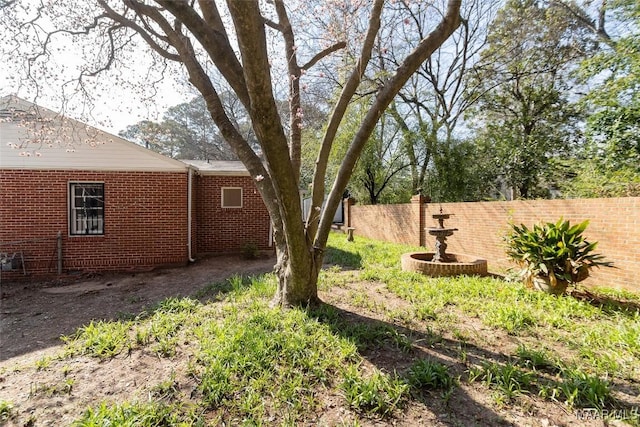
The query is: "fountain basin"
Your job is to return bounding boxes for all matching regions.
[427,227,457,237]
[401,252,488,277]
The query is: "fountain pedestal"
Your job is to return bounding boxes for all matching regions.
[401,208,487,277]
[428,227,457,262]
[427,212,458,263]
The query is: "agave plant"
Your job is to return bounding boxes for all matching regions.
[505,219,610,294]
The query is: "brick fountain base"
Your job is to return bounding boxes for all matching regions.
[401,252,488,277]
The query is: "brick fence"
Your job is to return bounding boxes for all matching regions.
[345,196,640,291]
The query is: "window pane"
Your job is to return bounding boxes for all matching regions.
[70,183,104,235]
[222,188,242,208]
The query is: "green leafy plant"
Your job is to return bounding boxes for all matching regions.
[240,242,259,260]
[35,356,52,371]
[468,362,533,402]
[405,359,455,393]
[74,401,204,426]
[0,400,14,422]
[62,320,133,358]
[341,366,409,417]
[515,345,562,373]
[505,219,610,294]
[540,367,614,409]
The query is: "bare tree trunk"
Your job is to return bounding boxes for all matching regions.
[271,232,319,307]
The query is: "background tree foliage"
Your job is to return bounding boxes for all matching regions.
[300,0,640,203]
[466,0,589,199]
[553,0,640,196]
[120,95,239,160]
[94,0,640,204]
[342,0,640,201]
[580,0,640,170]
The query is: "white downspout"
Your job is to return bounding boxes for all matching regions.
[187,166,196,263]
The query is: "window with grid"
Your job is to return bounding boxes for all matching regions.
[69,183,104,235]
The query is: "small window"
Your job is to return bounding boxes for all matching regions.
[221,187,242,208]
[70,182,104,235]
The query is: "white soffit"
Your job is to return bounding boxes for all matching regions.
[182,160,251,176]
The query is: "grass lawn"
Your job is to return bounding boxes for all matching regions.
[1,233,639,426]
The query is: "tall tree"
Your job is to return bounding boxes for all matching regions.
[547,0,640,196]
[578,0,640,170]
[1,0,462,306]
[385,0,499,196]
[348,108,410,205]
[121,95,240,160]
[467,0,588,199]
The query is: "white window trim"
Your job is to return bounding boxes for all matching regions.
[221,187,243,208]
[69,181,105,236]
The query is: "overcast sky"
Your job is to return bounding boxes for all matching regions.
[0,66,191,137]
[0,32,193,137]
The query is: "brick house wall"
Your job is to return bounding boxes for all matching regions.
[0,170,189,279]
[349,196,640,291]
[193,175,271,254]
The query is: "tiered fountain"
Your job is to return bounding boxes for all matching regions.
[401,208,487,277]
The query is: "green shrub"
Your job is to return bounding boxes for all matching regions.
[0,400,14,422]
[241,242,259,259]
[505,219,609,294]
[468,362,533,401]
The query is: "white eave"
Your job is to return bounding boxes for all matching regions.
[182,160,251,176]
[0,95,187,173]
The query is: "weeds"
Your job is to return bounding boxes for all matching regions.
[150,373,179,401]
[0,400,14,422]
[6,233,637,426]
[405,359,455,393]
[543,367,614,409]
[515,345,561,372]
[189,301,358,422]
[73,401,204,426]
[341,366,409,417]
[61,364,72,377]
[62,320,132,358]
[35,356,52,371]
[327,235,639,388]
[468,362,533,402]
[485,306,536,334]
[152,296,200,314]
[29,378,74,397]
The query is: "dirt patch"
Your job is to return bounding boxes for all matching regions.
[0,254,275,361]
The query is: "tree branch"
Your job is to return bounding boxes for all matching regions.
[301,41,347,70]
[549,0,613,47]
[307,0,384,237]
[316,0,462,250]
[273,0,303,184]
[155,0,251,107]
[226,0,305,260]
[99,0,181,61]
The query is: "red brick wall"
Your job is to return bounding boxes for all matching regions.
[0,170,188,279]
[348,200,421,247]
[193,175,271,254]
[349,197,640,291]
